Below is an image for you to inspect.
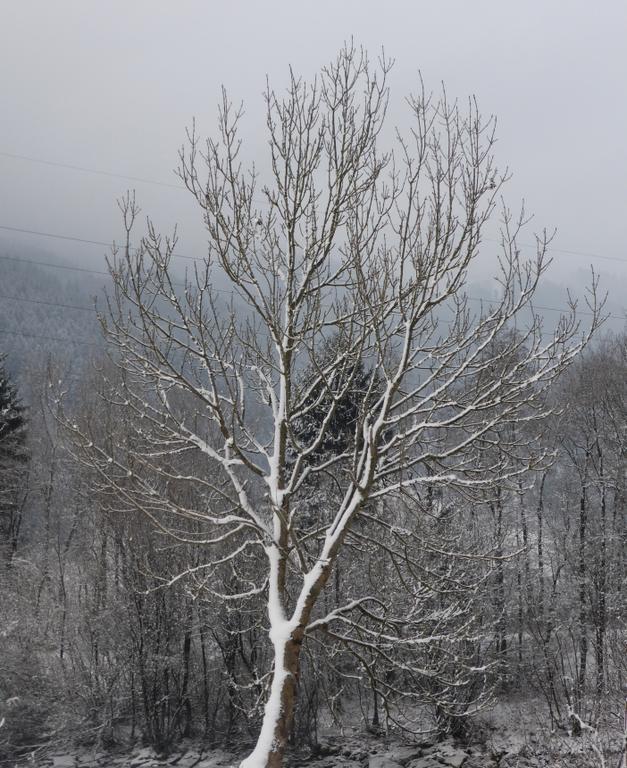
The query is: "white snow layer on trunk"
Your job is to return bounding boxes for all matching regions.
[239,617,294,768]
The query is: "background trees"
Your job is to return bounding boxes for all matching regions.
[1,330,623,766]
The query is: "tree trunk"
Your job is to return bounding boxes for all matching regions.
[517,479,530,679]
[240,629,304,768]
[180,602,193,737]
[576,446,590,714]
[594,441,607,704]
[492,489,507,662]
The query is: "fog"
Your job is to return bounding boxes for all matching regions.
[1,1,626,324]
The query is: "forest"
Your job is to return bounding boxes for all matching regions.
[0,46,625,768]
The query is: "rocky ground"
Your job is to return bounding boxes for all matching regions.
[16,699,623,768]
[35,727,620,768]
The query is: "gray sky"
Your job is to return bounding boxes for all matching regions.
[1,1,626,323]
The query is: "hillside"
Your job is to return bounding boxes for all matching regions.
[0,241,109,396]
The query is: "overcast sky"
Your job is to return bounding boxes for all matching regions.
[1,1,626,322]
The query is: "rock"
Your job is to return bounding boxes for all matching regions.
[437,744,469,768]
[173,752,203,768]
[131,748,158,766]
[383,745,424,764]
[368,756,404,768]
[499,757,526,768]
[51,756,76,768]
[415,736,438,750]
[195,752,234,767]
[441,752,468,768]
[407,758,441,768]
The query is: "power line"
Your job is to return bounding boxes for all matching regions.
[0,150,183,190]
[0,254,236,298]
[2,150,627,265]
[2,220,626,291]
[0,328,101,347]
[0,252,110,276]
[0,327,438,376]
[0,283,622,324]
[0,224,122,252]
[0,293,96,312]
[0,252,186,290]
[482,237,627,265]
[0,228,623,321]
[0,251,223,293]
[524,243,627,264]
[0,224,199,262]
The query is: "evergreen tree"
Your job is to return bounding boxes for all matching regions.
[0,354,28,560]
[292,333,383,462]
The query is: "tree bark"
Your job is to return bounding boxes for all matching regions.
[240,628,304,768]
[576,446,590,714]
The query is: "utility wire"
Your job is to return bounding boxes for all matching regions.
[0,252,110,276]
[0,327,451,377]
[4,214,624,270]
[0,224,199,262]
[0,150,184,190]
[2,218,627,268]
[0,226,623,320]
[3,149,627,265]
[0,284,620,322]
[0,293,96,312]
[0,328,101,347]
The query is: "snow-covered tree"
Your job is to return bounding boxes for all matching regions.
[60,45,599,767]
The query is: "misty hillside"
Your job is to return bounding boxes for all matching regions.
[0,242,109,390]
[1,239,624,404]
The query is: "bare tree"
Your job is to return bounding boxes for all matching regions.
[58,45,599,767]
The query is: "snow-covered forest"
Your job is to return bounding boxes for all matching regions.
[1,45,625,768]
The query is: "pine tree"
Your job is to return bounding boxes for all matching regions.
[0,354,28,560]
[292,334,380,461]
